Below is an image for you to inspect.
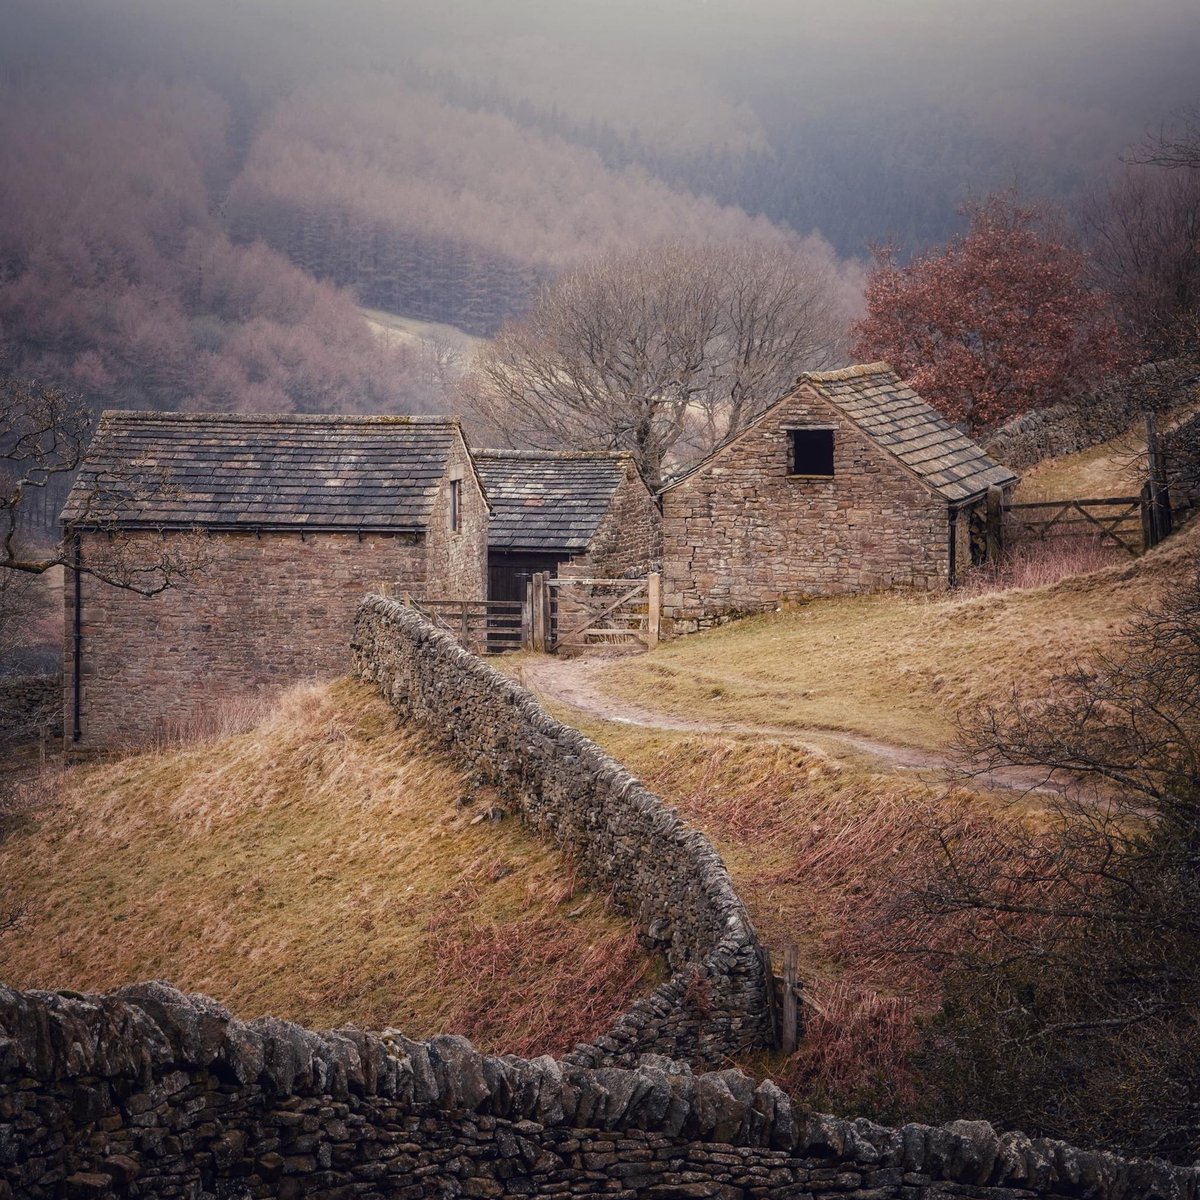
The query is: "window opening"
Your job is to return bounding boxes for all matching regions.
[789,428,834,477]
[450,478,462,532]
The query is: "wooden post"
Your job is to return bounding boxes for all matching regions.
[541,574,555,652]
[985,485,1004,564]
[520,587,533,652]
[780,944,799,1056]
[459,600,470,649]
[1145,411,1173,544]
[531,573,546,653]
[646,572,661,648]
[1140,481,1156,550]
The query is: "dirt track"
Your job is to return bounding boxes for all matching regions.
[516,653,1069,798]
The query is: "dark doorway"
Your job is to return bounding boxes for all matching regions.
[487,551,565,602]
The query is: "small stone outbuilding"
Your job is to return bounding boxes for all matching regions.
[660,363,1019,632]
[62,411,488,747]
[474,450,661,602]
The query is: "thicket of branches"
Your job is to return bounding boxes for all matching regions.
[460,240,851,487]
[905,570,1200,1161]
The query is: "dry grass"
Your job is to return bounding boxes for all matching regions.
[567,716,1008,1115]
[600,520,1198,750]
[0,678,651,1054]
[1015,428,1149,502]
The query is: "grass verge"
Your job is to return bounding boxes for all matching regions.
[0,678,652,1055]
[599,519,1197,750]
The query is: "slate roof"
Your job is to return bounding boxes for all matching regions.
[61,411,468,531]
[659,363,1019,503]
[802,364,1019,502]
[474,450,633,552]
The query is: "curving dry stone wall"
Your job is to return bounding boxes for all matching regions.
[3,983,1198,1200]
[352,595,773,1069]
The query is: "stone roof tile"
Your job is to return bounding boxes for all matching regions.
[474,450,633,552]
[61,411,463,531]
[800,363,1020,502]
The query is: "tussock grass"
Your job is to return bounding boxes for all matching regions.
[605,520,1198,750]
[0,679,651,1054]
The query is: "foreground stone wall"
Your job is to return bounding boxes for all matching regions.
[660,384,951,634]
[66,530,427,748]
[353,597,772,1069]
[3,983,1196,1200]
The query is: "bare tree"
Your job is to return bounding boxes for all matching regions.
[1085,163,1200,357]
[460,241,846,488]
[1128,107,1200,171]
[1,376,209,666]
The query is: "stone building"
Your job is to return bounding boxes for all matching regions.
[62,411,488,748]
[660,363,1019,632]
[473,450,661,602]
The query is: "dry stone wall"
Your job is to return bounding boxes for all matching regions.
[4,983,1197,1200]
[352,596,771,1069]
[983,358,1200,472]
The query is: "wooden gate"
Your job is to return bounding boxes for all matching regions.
[532,573,661,653]
[1002,495,1149,556]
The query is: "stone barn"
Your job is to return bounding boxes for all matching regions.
[473,450,661,603]
[660,363,1018,632]
[62,411,488,748]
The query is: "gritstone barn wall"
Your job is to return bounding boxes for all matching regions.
[65,531,427,748]
[4,983,1198,1200]
[352,597,772,1069]
[661,386,951,633]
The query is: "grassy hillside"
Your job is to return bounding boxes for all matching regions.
[0,679,651,1055]
[602,519,1198,750]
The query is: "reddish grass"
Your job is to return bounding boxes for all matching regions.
[962,536,1125,595]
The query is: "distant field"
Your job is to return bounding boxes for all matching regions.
[359,306,483,356]
[0,679,650,1054]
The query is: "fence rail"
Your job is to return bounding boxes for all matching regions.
[372,587,528,653]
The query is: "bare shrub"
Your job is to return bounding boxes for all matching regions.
[961,536,1124,595]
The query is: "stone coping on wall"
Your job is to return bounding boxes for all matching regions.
[351,595,774,1068]
[2,983,1197,1200]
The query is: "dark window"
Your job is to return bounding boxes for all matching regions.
[449,478,462,533]
[789,428,835,476]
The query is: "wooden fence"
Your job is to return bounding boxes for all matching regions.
[374,574,662,656]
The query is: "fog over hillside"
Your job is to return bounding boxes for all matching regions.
[0,0,1196,418]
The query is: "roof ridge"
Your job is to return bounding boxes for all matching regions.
[799,361,893,384]
[475,448,631,461]
[99,410,461,427]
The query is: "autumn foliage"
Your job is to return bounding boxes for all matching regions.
[853,193,1127,430]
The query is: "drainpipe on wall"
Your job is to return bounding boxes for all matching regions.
[72,530,82,742]
[947,507,958,589]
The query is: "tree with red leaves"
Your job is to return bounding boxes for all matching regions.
[853,193,1128,431]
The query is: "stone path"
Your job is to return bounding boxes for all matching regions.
[516,653,1070,798]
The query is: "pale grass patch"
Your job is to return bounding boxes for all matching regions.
[959,536,1124,595]
[0,678,651,1051]
[601,519,1197,751]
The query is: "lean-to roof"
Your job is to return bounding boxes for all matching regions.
[474,449,633,553]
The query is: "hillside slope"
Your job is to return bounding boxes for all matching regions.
[0,679,650,1056]
[601,519,1198,750]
